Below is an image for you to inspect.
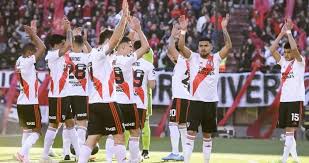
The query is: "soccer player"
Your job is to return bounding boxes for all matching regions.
[269,18,304,163]
[65,26,92,152]
[14,25,46,162]
[132,40,156,158]
[177,14,232,163]
[41,18,81,162]
[78,0,129,162]
[112,16,150,163]
[162,23,191,161]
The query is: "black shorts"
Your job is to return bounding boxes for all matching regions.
[169,98,190,124]
[187,101,217,133]
[118,103,139,130]
[17,104,42,130]
[138,108,147,129]
[68,96,88,120]
[87,102,124,136]
[48,97,72,123]
[278,101,303,129]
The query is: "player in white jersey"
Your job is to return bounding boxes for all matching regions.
[269,19,304,163]
[111,16,150,163]
[78,1,129,162]
[177,14,232,163]
[162,23,191,161]
[40,18,81,162]
[132,41,156,130]
[65,28,92,151]
[14,25,46,163]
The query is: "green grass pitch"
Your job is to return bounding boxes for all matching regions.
[0,135,308,163]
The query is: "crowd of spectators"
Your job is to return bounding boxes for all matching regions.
[0,0,308,72]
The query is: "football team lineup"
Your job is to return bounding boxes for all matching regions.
[7,0,308,163]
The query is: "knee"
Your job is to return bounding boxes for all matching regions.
[49,122,60,129]
[113,134,125,145]
[203,133,211,139]
[64,119,75,128]
[130,129,140,137]
[187,130,197,136]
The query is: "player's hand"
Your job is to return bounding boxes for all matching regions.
[62,17,71,32]
[73,27,82,36]
[122,0,129,19]
[129,16,141,32]
[221,14,230,29]
[285,18,293,30]
[83,28,88,41]
[171,23,180,38]
[280,24,288,35]
[178,15,188,31]
[30,20,37,34]
[23,25,35,37]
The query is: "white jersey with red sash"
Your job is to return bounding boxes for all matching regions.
[172,55,191,100]
[113,53,138,104]
[65,52,89,96]
[15,55,39,104]
[278,56,305,102]
[88,44,116,103]
[133,58,156,109]
[45,50,68,97]
[189,52,221,102]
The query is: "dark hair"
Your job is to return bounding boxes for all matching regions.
[133,40,141,50]
[119,36,131,45]
[99,29,113,45]
[48,34,65,48]
[73,35,84,45]
[198,37,212,43]
[22,43,36,54]
[284,42,291,49]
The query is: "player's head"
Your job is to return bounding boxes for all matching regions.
[99,29,113,45]
[283,42,293,60]
[117,36,133,54]
[198,37,212,57]
[73,35,84,47]
[49,34,65,50]
[21,43,36,57]
[133,40,141,51]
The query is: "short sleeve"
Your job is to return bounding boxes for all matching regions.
[147,64,156,81]
[213,52,221,62]
[277,56,285,66]
[92,44,109,60]
[45,50,60,62]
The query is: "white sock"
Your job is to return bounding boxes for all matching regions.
[282,132,294,163]
[203,138,212,163]
[22,130,31,146]
[78,145,92,163]
[179,124,187,154]
[129,137,140,162]
[77,126,87,147]
[290,136,300,162]
[20,132,40,156]
[62,127,71,156]
[68,127,80,157]
[169,124,180,155]
[114,144,126,163]
[184,134,195,163]
[105,135,114,163]
[42,127,58,159]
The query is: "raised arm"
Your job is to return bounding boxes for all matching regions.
[148,80,156,89]
[178,15,191,58]
[130,16,150,59]
[285,18,302,62]
[167,24,180,64]
[82,28,92,53]
[269,25,286,63]
[219,14,232,59]
[59,17,72,56]
[107,0,129,53]
[24,25,46,61]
